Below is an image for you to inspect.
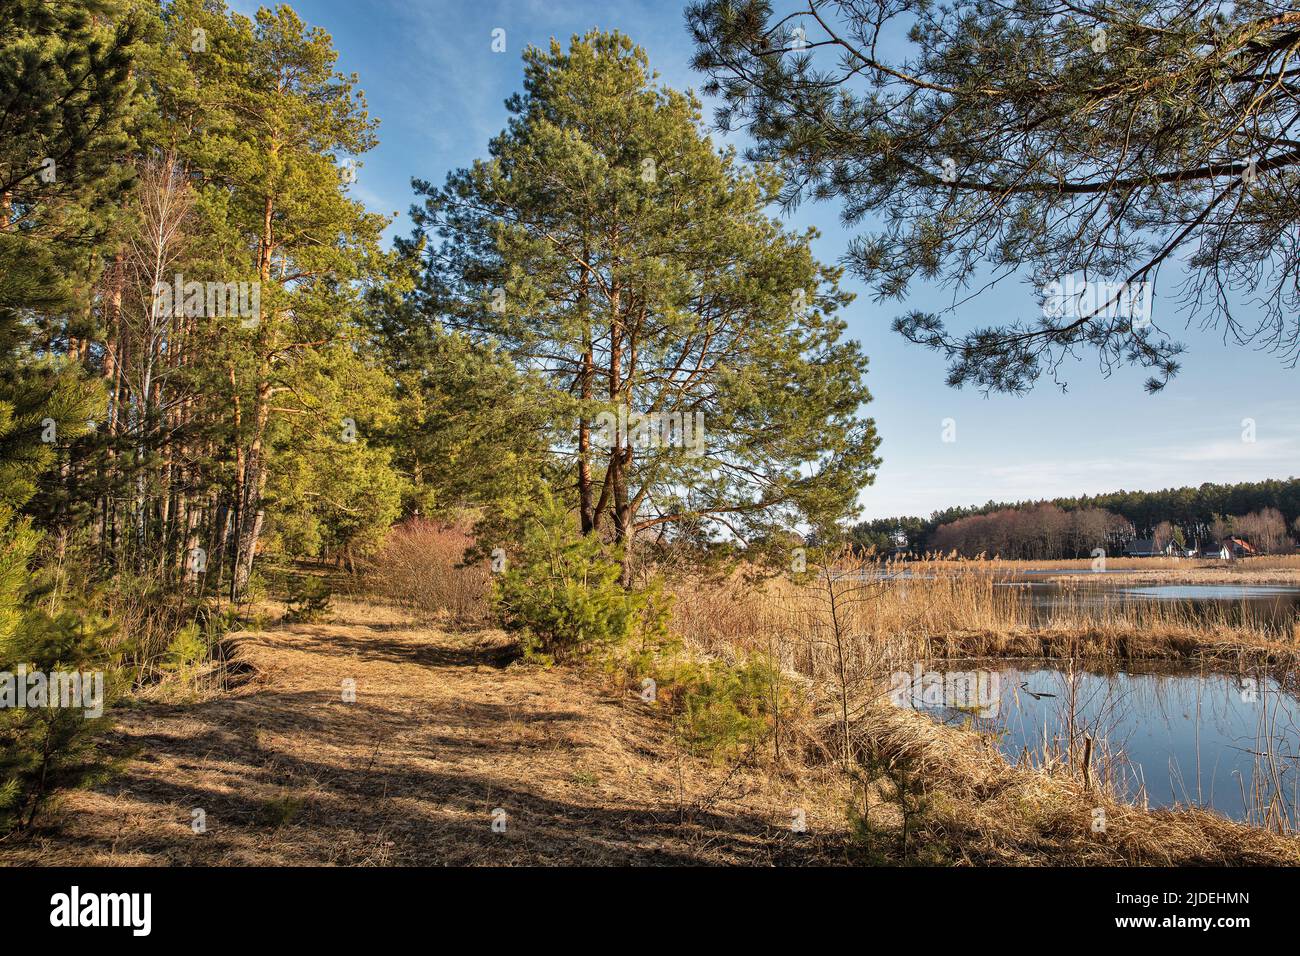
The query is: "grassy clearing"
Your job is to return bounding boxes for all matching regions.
[9,592,1294,866]
[10,542,1298,866]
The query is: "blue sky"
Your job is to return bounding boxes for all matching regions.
[230,0,1299,520]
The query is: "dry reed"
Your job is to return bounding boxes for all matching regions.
[660,551,1300,858]
[667,553,1300,673]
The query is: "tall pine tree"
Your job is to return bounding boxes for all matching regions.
[408,32,880,578]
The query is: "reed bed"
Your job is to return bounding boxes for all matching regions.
[665,554,1300,675]
[848,697,1300,864]
[1048,567,1300,585]
[918,553,1300,572]
[891,552,1300,584]
[662,553,1300,852]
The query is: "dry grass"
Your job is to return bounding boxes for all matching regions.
[661,554,1300,860]
[1,598,849,866]
[1048,567,1300,585]
[849,698,1300,865]
[926,553,1300,584]
[922,554,1300,572]
[8,550,1297,866]
[666,555,1300,671]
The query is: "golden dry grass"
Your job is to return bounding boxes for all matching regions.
[1047,568,1300,585]
[6,580,1297,866]
[665,557,1300,671]
[851,699,1300,865]
[1,598,848,866]
[922,554,1300,573]
[660,558,1300,861]
[929,554,1300,585]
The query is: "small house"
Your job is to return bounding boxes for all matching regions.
[1124,538,1180,557]
[1197,540,1230,560]
[886,529,913,560]
[1226,537,1258,559]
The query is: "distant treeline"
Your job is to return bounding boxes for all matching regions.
[853,478,1300,558]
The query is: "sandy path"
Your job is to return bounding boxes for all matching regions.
[3,600,843,866]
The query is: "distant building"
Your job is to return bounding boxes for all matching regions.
[1226,536,1258,559]
[1124,538,1181,557]
[1196,540,1230,560]
[887,528,912,559]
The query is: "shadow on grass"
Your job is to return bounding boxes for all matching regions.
[19,687,837,866]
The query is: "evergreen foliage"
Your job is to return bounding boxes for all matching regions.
[689,1,1300,392]
[494,486,669,662]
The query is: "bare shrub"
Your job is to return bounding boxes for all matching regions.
[370,518,489,623]
[1234,507,1294,554]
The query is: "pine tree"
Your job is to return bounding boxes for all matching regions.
[370,254,552,519]
[688,1,1300,392]
[0,0,140,834]
[408,31,880,580]
[0,0,136,606]
[97,0,394,594]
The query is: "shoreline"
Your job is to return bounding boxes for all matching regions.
[897,624,1300,670]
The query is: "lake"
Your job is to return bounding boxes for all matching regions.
[898,660,1300,826]
[1002,577,1300,629]
[857,566,1300,630]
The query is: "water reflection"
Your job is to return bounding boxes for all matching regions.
[906,662,1300,827]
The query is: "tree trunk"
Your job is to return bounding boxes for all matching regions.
[229,188,277,598]
[576,255,596,534]
[578,340,594,534]
[232,377,271,597]
[606,278,634,586]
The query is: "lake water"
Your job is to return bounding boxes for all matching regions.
[998,575,1300,630]
[859,567,1300,630]
[900,661,1300,825]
